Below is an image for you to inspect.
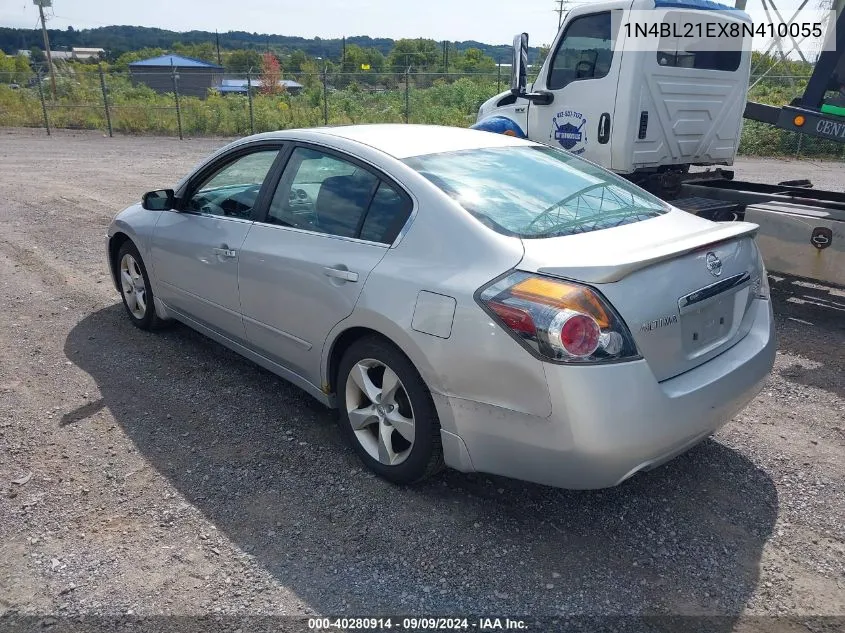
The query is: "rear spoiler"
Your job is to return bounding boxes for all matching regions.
[537,221,759,283]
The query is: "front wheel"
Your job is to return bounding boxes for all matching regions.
[337,337,444,484]
[116,241,160,330]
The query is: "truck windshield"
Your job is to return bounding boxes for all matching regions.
[404,146,668,238]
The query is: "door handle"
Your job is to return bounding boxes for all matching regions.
[213,247,237,258]
[323,266,359,282]
[598,113,611,144]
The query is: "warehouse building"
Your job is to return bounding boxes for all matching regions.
[129,54,224,98]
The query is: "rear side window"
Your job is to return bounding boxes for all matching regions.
[266,147,411,244]
[548,12,615,90]
[360,182,412,244]
[404,146,667,239]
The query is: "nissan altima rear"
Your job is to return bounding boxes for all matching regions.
[399,141,775,489]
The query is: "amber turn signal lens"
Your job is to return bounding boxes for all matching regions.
[510,277,611,329]
[793,115,806,127]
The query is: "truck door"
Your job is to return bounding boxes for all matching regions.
[526,8,625,166]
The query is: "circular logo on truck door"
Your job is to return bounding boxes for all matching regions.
[705,252,723,277]
[552,110,588,154]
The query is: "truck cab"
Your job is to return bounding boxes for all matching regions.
[474,0,752,179]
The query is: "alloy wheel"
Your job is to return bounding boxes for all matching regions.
[345,358,416,466]
[119,253,147,319]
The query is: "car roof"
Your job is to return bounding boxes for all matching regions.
[260,124,538,159]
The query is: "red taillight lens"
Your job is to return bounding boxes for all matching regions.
[477,272,638,364]
[489,301,537,336]
[557,312,601,357]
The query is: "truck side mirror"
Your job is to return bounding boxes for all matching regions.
[511,32,529,95]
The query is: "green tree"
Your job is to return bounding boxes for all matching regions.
[341,44,385,73]
[387,39,439,72]
[172,42,218,64]
[454,48,496,74]
[112,48,166,71]
[225,49,262,73]
[29,46,46,64]
[0,51,33,83]
[287,49,309,73]
[535,44,551,70]
[299,57,321,89]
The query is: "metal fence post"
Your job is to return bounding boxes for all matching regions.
[404,67,410,124]
[99,64,113,138]
[322,67,329,125]
[247,69,255,134]
[795,132,803,158]
[37,72,50,136]
[497,62,501,92]
[171,68,183,140]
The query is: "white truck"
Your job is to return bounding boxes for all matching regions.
[472,0,845,287]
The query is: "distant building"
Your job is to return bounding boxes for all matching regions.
[218,78,304,96]
[71,47,105,60]
[15,48,104,61]
[129,54,224,98]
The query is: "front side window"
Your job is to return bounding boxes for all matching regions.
[548,12,615,90]
[187,150,279,218]
[267,147,411,243]
[404,146,667,239]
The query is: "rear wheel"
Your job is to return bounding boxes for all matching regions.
[337,337,444,484]
[116,241,160,330]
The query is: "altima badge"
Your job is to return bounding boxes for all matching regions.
[705,252,723,277]
[640,314,678,333]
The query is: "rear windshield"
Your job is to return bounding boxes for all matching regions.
[404,146,668,238]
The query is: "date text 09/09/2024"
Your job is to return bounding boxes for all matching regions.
[623,21,824,39]
[308,617,528,631]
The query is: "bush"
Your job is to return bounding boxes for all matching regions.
[2,69,841,160]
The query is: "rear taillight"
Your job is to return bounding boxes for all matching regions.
[751,249,770,301]
[478,272,639,364]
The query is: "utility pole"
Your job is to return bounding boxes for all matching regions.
[555,0,567,28]
[34,0,56,100]
[215,30,221,65]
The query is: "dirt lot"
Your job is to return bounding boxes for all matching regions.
[0,128,843,628]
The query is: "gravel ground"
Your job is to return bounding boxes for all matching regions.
[0,128,843,629]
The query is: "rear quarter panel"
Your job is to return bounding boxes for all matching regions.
[322,167,553,419]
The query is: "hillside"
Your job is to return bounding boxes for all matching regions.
[0,25,541,63]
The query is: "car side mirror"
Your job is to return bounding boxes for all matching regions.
[142,189,175,211]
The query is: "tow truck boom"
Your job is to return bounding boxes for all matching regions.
[744,5,845,143]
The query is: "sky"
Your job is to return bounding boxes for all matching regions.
[0,0,567,47]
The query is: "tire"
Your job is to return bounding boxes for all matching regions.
[337,336,444,484]
[116,240,160,331]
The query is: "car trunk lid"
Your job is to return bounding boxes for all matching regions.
[518,210,763,381]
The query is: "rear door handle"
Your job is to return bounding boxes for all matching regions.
[324,266,359,282]
[213,247,237,258]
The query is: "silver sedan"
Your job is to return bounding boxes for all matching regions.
[107,124,776,489]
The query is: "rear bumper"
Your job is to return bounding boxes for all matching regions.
[435,299,776,489]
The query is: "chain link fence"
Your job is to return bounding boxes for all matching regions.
[1,66,843,159]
